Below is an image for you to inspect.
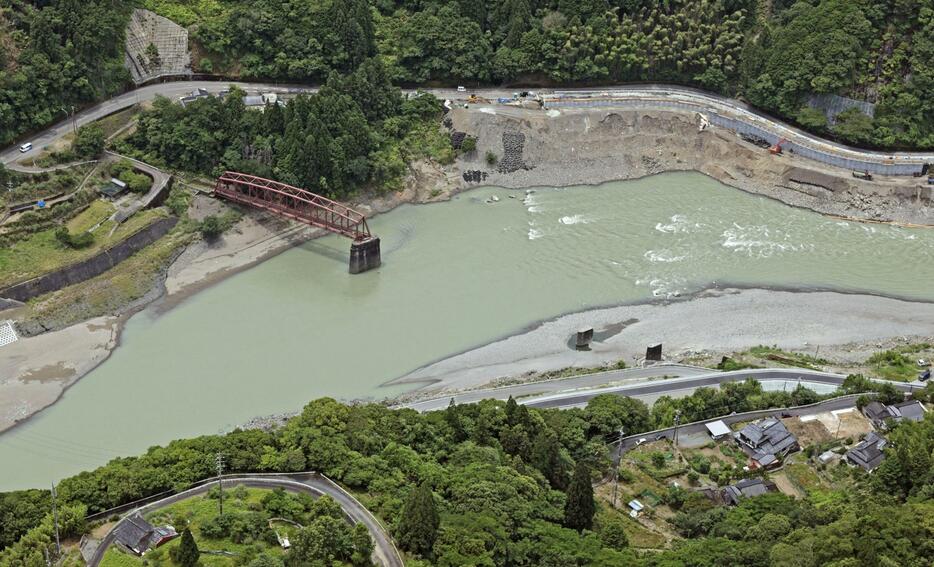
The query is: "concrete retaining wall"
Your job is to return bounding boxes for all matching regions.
[0,216,178,302]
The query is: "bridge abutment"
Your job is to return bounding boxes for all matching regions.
[349,237,381,274]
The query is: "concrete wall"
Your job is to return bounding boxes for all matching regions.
[0,216,178,302]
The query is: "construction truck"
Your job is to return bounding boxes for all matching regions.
[467,94,490,104]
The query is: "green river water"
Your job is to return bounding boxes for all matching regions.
[3,172,934,490]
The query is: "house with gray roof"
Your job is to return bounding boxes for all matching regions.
[863,400,927,429]
[734,417,799,468]
[112,514,177,555]
[722,478,776,506]
[846,432,888,471]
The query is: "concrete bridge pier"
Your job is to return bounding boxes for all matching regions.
[349,237,381,274]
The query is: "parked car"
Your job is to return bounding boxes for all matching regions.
[456,86,466,93]
[920,369,931,382]
[917,359,930,367]
[635,438,647,446]
[19,142,32,153]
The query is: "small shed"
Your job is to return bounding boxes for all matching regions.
[627,499,644,517]
[705,420,731,440]
[100,178,127,199]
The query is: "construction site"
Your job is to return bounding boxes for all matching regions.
[443,99,933,226]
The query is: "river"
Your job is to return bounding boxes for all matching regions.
[2,172,933,490]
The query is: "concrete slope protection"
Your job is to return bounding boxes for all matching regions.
[3,82,932,171]
[87,473,402,567]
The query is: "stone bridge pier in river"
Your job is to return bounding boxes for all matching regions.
[214,171,381,273]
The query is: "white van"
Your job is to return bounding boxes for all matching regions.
[456,86,466,92]
[19,142,32,153]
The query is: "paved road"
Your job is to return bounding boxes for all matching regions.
[4,81,932,171]
[87,473,402,567]
[400,363,712,412]
[405,367,922,413]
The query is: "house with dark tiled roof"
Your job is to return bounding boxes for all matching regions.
[734,417,799,468]
[721,478,776,506]
[112,514,177,555]
[846,432,888,472]
[863,400,927,429]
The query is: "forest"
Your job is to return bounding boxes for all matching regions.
[0,0,132,145]
[1,1,932,149]
[146,0,933,149]
[1,379,932,566]
[115,59,452,200]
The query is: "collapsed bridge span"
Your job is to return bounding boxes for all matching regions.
[214,171,380,273]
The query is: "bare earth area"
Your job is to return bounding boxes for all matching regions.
[388,288,934,394]
[1,106,932,432]
[0,316,117,432]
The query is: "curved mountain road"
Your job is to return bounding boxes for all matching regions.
[4,82,932,172]
[87,473,402,567]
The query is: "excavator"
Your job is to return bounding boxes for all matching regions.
[467,94,491,104]
[769,138,787,155]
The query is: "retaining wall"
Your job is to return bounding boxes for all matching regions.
[0,216,178,302]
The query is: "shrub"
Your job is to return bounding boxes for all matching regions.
[55,227,94,249]
[74,124,105,159]
[485,150,497,165]
[460,135,477,153]
[200,215,223,240]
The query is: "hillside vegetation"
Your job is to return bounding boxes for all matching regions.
[142,0,933,150]
[2,380,933,566]
[0,0,132,144]
[1,1,932,149]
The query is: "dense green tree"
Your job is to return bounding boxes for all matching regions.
[598,513,629,550]
[563,461,595,532]
[531,429,569,490]
[583,394,651,439]
[171,528,200,567]
[397,481,439,557]
[351,522,374,566]
[73,124,105,159]
[288,516,353,565]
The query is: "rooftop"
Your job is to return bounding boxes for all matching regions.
[706,420,731,438]
[735,417,799,465]
[112,515,154,555]
[722,478,775,505]
[863,399,927,427]
[846,431,888,471]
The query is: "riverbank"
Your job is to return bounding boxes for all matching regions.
[0,159,458,434]
[453,106,933,226]
[387,287,934,399]
[1,105,931,435]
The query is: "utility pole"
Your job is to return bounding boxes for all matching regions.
[673,410,682,448]
[612,427,625,508]
[50,483,61,559]
[215,453,225,516]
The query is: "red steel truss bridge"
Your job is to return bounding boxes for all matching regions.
[214,171,372,240]
[214,172,381,273]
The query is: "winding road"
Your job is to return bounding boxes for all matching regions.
[3,82,932,174]
[403,366,922,412]
[87,472,402,567]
